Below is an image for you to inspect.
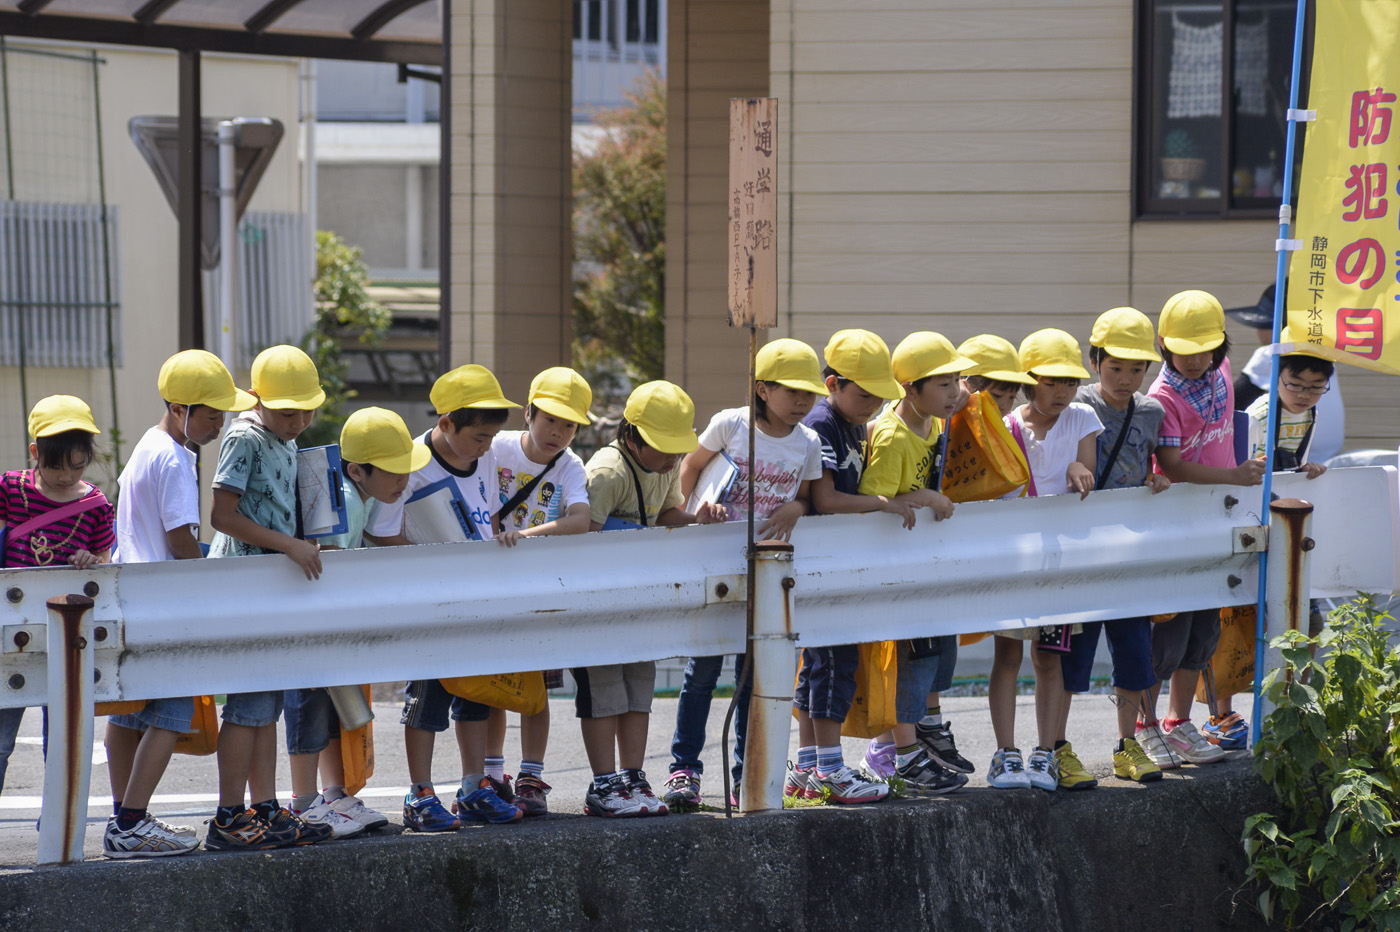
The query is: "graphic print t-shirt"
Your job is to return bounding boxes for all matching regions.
[696,407,823,524]
[492,430,588,531]
[369,430,498,541]
[802,397,867,500]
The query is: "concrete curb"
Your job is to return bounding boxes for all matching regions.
[0,758,1271,932]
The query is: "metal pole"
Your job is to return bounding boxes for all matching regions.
[1251,0,1311,748]
[218,120,237,371]
[1258,498,1314,723]
[740,541,796,814]
[36,594,95,866]
[91,49,121,477]
[177,49,203,351]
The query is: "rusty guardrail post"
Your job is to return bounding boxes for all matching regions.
[1258,498,1314,725]
[741,541,796,814]
[37,594,96,866]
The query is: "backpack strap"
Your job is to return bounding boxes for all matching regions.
[618,446,650,527]
[498,449,566,520]
[1095,398,1136,491]
[6,486,107,542]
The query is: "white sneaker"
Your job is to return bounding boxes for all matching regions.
[328,794,389,830]
[987,748,1032,789]
[1164,720,1226,764]
[1136,724,1180,770]
[585,775,647,818]
[810,766,889,804]
[1025,746,1059,791]
[296,795,367,838]
[149,814,197,837]
[103,816,199,859]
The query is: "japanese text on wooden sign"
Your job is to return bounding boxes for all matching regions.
[728,97,778,329]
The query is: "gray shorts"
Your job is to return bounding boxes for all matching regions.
[1151,608,1222,680]
[571,662,655,718]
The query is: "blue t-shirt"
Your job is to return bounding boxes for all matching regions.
[802,398,867,505]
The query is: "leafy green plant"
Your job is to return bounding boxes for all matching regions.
[572,69,665,406]
[1243,595,1400,931]
[298,230,391,448]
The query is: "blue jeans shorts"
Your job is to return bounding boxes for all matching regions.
[1061,618,1156,694]
[792,644,859,722]
[222,690,283,728]
[895,636,957,724]
[283,688,341,755]
[108,697,195,734]
[400,679,490,732]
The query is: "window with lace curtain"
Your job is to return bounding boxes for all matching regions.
[1136,0,1311,217]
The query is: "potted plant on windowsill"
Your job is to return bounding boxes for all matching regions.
[1161,129,1206,183]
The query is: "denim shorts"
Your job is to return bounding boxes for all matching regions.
[399,679,491,732]
[792,644,859,722]
[107,696,195,734]
[1061,618,1156,694]
[283,688,340,755]
[894,636,958,724]
[221,690,283,728]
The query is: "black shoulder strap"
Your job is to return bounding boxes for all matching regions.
[1274,405,1317,470]
[618,445,650,527]
[499,449,566,519]
[1095,398,1136,491]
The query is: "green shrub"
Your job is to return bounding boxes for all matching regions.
[1243,595,1400,931]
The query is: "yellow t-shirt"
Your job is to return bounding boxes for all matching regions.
[858,407,942,498]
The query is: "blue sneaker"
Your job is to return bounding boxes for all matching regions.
[1202,712,1249,750]
[402,787,460,832]
[455,779,524,824]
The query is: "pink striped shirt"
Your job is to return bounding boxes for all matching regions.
[0,470,114,568]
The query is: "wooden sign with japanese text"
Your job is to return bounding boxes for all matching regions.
[728,97,778,329]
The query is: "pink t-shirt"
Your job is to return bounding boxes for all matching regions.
[1148,356,1236,470]
[0,470,115,568]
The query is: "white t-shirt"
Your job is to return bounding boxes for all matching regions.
[492,430,589,531]
[113,426,201,564]
[1243,345,1344,461]
[696,407,823,523]
[370,430,498,541]
[1006,403,1103,497]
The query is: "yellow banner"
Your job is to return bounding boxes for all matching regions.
[1289,0,1400,376]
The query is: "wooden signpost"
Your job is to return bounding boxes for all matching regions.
[728,97,778,329]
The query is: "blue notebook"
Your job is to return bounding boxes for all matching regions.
[402,476,481,543]
[296,444,350,539]
[601,516,644,531]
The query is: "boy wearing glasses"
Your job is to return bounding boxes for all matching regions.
[1244,353,1333,478]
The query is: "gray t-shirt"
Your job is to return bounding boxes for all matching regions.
[1075,386,1166,489]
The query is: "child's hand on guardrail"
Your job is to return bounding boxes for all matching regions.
[1301,462,1327,480]
[1235,458,1267,486]
[694,502,728,524]
[496,529,523,548]
[877,495,917,530]
[286,538,322,580]
[68,548,100,570]
[1145,473,1171,494]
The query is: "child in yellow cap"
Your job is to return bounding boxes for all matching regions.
[0,396,113,801]
[282,406,430,839]
[664,338,828,810]
[479,367,596,818]
[1143,290,1254,770]
[104,350,253,858]
[577,381,727,818]
[364,364,525,831]
[206,344,331,852]
[855,331,971,799]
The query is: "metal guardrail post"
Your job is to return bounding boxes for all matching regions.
[1258,498,1315,726]
[37,594,96,866]
[741,541,796,814]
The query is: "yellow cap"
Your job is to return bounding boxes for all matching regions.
[755,339,829,395]
[1020,329,1090,379]
[956,335,1037,385]
[429,364,521,414]
[28,395,101,439]
[250,345,326,410]
[158,350,257,412]
[528,367,593,425]
[1158,290,1226,354]
[1090,307,1162,362]
[623,381,699,454]
[823,330,903,400]
[340,407,431,474]
[892,331,974,383]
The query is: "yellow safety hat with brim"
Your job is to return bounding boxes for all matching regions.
[158,349,256,412]
[28,395,100,439]
[340,406,431,474]
[1158,290,1226,355]
[529,367,593,425]
[892,331,974,383]
[1090,307,1162,362]
[755,338,829,395]
[623,381,699,455]
[1020,329,1090,380]
[823,329,903,400]
[430,364,521,414]
[250,345,326,410]
[956,334,1037,385]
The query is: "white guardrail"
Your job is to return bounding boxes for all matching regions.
[0,466,1396,863]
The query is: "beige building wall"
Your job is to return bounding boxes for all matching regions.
[665,0,1392,450]
[446,0,573,411]
[0,43,302,488]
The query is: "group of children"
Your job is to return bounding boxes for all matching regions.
[0,286,1336,856]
